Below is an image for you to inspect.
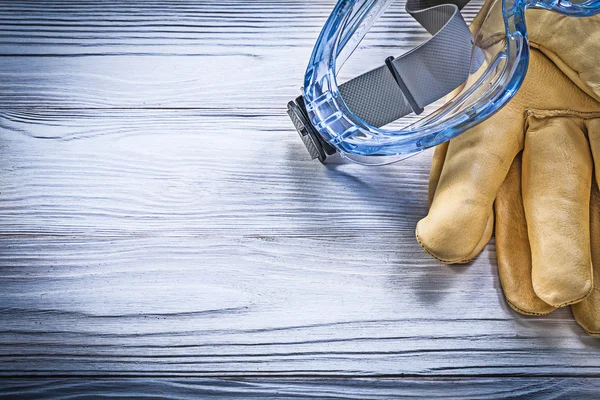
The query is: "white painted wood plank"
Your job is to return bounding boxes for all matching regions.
[0,109,431,235]
[0,111,599,377]
[3,378,600,399]
[0,0,483,109]
[2,0,596,386]
[1,235,599,377]
[0,1,483,55]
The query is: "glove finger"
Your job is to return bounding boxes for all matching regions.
[423,141,491,265]
[523,115,593,307]
[572,179,600,335]
[495,152,555,315]
[573,117,600,336]
[416,109,523,264]
[428,141,449,208]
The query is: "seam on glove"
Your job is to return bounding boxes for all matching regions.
[415,232,474,264]
[526,109,600,120]
[415,213,493,264]
[506,299,555,316]
[552,289,594,309]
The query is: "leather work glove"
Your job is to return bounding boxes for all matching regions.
[415,2,600,335]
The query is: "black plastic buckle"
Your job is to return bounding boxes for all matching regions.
[287,96,337,163]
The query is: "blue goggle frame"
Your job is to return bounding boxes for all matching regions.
[287,0,600,164]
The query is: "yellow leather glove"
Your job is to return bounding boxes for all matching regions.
[416,4,600,335]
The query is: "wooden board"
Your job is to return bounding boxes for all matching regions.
[3,378,600,399]
[1,0,600,398]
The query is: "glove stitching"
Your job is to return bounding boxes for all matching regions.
[416,212,493,264]
[526,109,600,120]
[506,298,555,316]
[551,290,594,309]
[415,230,473,264]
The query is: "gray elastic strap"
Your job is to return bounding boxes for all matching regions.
[338,0,478,128]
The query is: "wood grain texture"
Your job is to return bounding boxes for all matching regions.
[1,0,599,397]
[3,378,600,399]
[0,1,483,55]
[0,0,482,109]
[2,110,600,380]
[0,109,432,235]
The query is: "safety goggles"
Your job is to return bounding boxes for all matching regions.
[287,0,600,164]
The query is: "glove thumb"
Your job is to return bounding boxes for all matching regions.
[416,104,523,263]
